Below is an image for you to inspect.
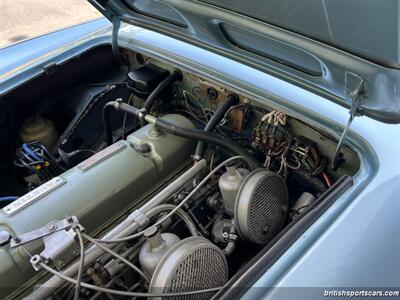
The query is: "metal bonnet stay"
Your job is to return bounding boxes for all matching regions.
[333,72,366,169]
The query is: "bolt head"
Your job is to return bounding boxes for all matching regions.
[47,224,57,231]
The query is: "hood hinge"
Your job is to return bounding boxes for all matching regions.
[333,72,365,169]
[111,17,129,65]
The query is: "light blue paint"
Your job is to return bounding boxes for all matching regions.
[0,19,398,299]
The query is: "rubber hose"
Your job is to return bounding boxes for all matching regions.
[194,94,238,160]
[155,118,260,170]
[223,241,236,256]
[102,101,259,169]
[222,223,237,256]
[103,101,141,146]
[141,71,182,126]
[102,101,118,146]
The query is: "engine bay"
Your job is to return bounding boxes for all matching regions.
[0,46,359,299]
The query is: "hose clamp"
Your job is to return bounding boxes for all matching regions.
[139,108,147,121]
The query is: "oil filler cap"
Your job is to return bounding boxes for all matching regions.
[134,143,151,154]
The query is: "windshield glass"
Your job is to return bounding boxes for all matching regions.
[200,0,400,67]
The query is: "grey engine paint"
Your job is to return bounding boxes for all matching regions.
[0,114,195,296]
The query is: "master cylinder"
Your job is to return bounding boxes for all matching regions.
[0,114,195,297]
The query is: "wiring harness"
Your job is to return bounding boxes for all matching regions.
[14,142,65,186]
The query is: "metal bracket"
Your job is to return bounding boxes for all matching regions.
[129,209,150,229]
[30,228,81,271]
[112,17,128,65]
[333,72,365,169]
[14,217,85,271]
[10,216,79,248]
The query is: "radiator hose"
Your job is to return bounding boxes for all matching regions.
[141,70,182,126]
[103,71,182,145]
[193,94,238,161]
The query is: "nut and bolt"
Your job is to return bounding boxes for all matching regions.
[149,125,162,137]
[47,224,57,232]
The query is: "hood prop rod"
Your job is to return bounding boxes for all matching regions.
[111,18,129,65]
[333,72,365,170]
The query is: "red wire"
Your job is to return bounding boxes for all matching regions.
[322,171,333,188]
[311,147,332,188]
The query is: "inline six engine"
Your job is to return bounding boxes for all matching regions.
[0,48,359,299]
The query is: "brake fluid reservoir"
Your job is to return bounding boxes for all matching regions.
[19,117,58,149]
[219,166,249,216]
[139,226,180,276]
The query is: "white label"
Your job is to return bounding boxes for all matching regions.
[2,177,65,215]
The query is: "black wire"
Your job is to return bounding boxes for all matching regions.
[39,168,52,181]
[178,109,228,137]
[126,85,151,97]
